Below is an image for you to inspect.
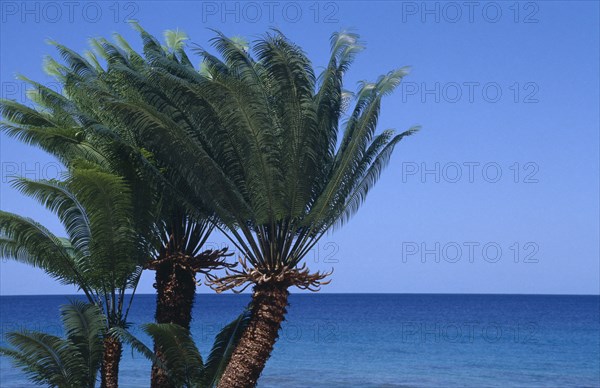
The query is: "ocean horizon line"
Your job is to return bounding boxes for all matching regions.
[1,292,599,297]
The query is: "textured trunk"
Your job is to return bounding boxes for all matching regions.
[101,335,122,388]
[217,284,289,388]
[151,258,197,388]
[151,347,171,388]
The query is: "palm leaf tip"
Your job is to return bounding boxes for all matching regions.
[164,29,189,51]
[401,125,421,137]
[142,323,203,386]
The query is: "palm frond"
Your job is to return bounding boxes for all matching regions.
[201,309,251,387]
[0,211,90,292]
[142,323,203,387]
[0,301,105,388]
[60,301,105,386]
[11,178,91,254]
[0,331,82,387]
[108,326,158,364]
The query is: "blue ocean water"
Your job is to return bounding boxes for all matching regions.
[0,294,598,387]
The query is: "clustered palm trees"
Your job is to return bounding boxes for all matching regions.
[0,24,417,388]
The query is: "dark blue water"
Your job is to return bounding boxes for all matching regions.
[1,294,599,387]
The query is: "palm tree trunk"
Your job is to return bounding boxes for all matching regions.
[217,284,289,388]
[151,347,171,388]
[101,335,122,388]
[151,257,197,388]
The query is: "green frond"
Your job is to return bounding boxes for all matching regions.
[201,309,251,387]
[47,40,98,80]
[333,126,420,229]
[164,29,189,52]
[0,98,53,126]
[83,50,103,72]
[111,33,136,57]
[229,36,249,52]
[0,331,81,387]
[108,326,158,364]
[60,301,105,386]
[11,178,91,253]
[142,323,203,387]
[0,211,87,289]
[67,163,139,283]
[42,56,68,80]
[0,301,105,388]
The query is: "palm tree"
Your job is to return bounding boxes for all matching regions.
[0,301,105,388]
[115,29,419,386]
[0,28,233,387]
[0,163,147,388]
[0,83,154,387]
[146,210,232,387]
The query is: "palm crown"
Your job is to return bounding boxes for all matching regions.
[0,163,142,327]
[107,28,419,288]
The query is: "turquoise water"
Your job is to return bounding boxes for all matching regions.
[1,294,599,387]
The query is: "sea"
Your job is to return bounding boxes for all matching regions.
[1,294,599,387]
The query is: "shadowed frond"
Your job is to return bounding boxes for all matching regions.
[10,178,90,254]
[201,309,251,387]
[0,332,79,387]
[0,211,91,295]
[142,323,204,387]
[109,326,158,364]
[60,301,106,386]
[0,301,105,388]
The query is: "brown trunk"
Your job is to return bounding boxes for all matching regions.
[217,284,289,388]
[151,347,172,388]
[151,258,197,388]
[153,257,197,329]
[101,335,122,388]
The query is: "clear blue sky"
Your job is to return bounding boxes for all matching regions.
[1,1,598,295]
